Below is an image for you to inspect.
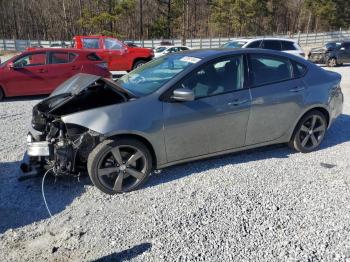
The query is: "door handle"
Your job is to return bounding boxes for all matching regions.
[289,87,305,92]
[37,68,48,73]
[72,66,79,70]
[227,99,249,106]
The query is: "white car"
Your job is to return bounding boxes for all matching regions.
[221,38,305,58]
[154,45,191,58]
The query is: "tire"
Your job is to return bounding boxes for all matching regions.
[132,60,147,70]
[289,110,327,153]
[0,87,4,101]
[327,57,337,67]
[87,138,152,194]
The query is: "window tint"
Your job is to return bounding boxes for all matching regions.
[293,61,307,78]
[341,42,350,49]
[181,47,189,51]
[105,38,123,50]
[281,41,297,50]
[249,54,292,86]
[82,38,99,49]
[87,53,102,61]
[180,56,243,99]
[49,52,70,64]
[246,40,262,48]
[69,53,78,62]
[14,53,46,67]
[262,40,281,50]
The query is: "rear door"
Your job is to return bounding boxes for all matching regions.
[104,38,127,70]
[338,42,350,63]
[163,55,251,162]
[245,53,306,145]
[5,52,49,96]
[44,51,78,93]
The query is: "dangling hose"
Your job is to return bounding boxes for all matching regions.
[41,168,54,217]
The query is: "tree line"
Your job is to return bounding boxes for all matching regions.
[0,0,349,41]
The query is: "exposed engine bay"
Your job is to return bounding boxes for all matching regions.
[22,74,134,177]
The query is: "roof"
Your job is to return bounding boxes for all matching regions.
[227,37,297,43]
[23,48,97,53]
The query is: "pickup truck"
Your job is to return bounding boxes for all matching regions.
[72,35,154,72]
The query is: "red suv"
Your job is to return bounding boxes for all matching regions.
[0,48,110,100]
[73,35,154,72]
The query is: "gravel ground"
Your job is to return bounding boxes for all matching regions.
[0,66,350,261]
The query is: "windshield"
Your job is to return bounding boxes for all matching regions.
[221,41,247,48]
[325,42,341,50]
[116,54,201,96]
[155,47,167,53]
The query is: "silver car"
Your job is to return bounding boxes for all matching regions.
[24,49,343,194]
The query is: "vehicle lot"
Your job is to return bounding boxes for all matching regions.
[0,66,350,261]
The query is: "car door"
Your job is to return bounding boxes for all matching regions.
[44,51,78,93]
[104,38,127,70]
[162,55,251,162]
[245,53,306,145]
[4,52,49,96]
[338,42,350,63]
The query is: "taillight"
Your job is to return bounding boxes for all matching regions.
[97,62,108,69]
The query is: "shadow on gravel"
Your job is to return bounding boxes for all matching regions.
[0,95,47,103]
[0,161,91,234]
[145,114,350,189]
[93,243,152,262]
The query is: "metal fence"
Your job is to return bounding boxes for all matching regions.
[1,29,350,51]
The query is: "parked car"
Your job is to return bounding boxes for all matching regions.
[308,41,350,67]
[23,49,343,194]
[124,41,140,48]
[0,48,110,100]
[72,35,154,72]
[49,41,69,48]
[221,38,305,58]
[154,45,191,58]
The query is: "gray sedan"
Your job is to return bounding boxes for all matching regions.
[25,49,343,194]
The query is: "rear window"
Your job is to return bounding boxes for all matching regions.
[82,38,99,49]
[246,40,262,48]
[293,61,307,78]
[87,53,102,61]
[281,41,297,51]
[262,40,281,51]
[49,52,69,64]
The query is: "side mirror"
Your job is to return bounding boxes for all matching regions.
[171,88,194,102]
[8,62,14,70]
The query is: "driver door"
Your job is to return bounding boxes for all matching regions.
[163,55,251,162]
[5,52,49,96]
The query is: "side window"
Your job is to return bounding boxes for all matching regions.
[49,52,70,64]
[293,61,307,78]
[82,38,99,49]
[105,38,123,50]
[69,53,78,62]
[246,40,262,48]
[14,53,46,67]
[249,54,292,86]
[262,40,281,51]
[281,41,297,51]
[180,55,243,99]
[181,47,189,51]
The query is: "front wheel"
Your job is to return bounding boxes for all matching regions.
[327,57,337,67]
[87,138,152,194]
[289,110,327,153]
[132,60,147,69]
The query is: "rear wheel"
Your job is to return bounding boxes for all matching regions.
[289,110,327,153]
[327,57,337,67]
[132,60,147,70]
[87,138,152,194]
[0,87,4,101]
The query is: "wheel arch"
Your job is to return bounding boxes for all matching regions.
[0,83,6,98]
[289,106,330,141]
[132,57,152,68]
[105,133,157,168]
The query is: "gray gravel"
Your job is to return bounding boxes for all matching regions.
[1,66,350,261]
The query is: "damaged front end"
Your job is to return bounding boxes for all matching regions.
[22,73,132,177]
